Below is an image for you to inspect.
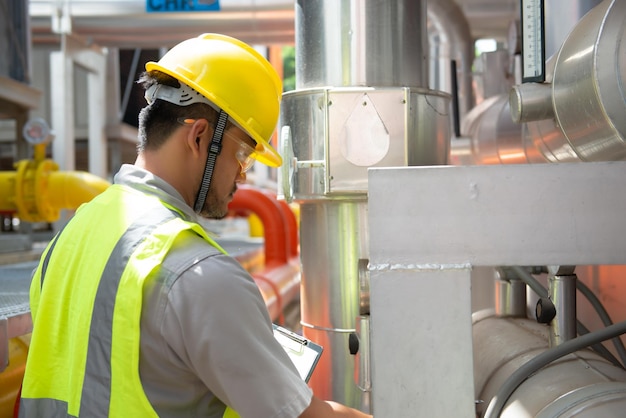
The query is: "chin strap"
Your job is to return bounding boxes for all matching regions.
[194,109,229,213]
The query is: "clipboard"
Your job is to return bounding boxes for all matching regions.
[273,324,323,383]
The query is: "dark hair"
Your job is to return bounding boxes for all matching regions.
[136,70,218,152]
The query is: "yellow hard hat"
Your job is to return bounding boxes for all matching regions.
[145,33,283,167]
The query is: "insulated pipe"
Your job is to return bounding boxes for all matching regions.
[542,0,626,161]
[473,311,626,418]
[287,1,441,410]
[295,0,428,88]
[460,0,624,165]
[427,0,475,120]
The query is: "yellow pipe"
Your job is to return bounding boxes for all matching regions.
[46,171,111,214]
[0,158,110,223]
[0,172,16,215]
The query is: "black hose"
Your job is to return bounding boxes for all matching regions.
[483,319,626,418]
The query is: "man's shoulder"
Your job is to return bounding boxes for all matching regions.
[162,231,231,277]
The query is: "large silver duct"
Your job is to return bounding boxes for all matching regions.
[279,0,450,411]
[457,0,626,165]
[294,1,427,88]
[474,311,626,417]
[544,0,602,59]
[427,0,474,121]
[514,0,626,162]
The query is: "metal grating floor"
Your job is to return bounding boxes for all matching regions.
[0,261,36,318]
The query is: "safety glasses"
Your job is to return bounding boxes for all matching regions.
[178,118,257,173]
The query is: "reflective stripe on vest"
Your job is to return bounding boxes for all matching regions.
[20,184,226,417]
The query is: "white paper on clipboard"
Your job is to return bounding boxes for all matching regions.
[273,324,323,382]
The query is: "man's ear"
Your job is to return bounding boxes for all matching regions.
[186,119,212,157]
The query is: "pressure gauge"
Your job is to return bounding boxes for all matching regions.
[520,0,545,83]
[23,117,54,145]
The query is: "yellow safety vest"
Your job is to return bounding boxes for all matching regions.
[20,184,233,417]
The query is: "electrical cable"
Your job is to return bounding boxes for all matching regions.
[511,265,547,298]
[510,266,623,368]
[483,319,626,418]
[576,321,622,368]
[512,266,626,367]
[576,279,626,368]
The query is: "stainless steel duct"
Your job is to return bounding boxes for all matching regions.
[279,0,450,411]
[455,94,546,165]
[459,0,625,165]
[519,0,626,162]
[294,1,427,88]
[544,0,602,59]
[427,0,474,120]
[473,311,626,418]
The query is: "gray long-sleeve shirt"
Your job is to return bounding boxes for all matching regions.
[115,165,312,418]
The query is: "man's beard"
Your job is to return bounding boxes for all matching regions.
[198,184,236,219]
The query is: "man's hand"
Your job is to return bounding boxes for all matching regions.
[300,396,373,418]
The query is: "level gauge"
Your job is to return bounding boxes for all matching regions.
[521,0,545,83]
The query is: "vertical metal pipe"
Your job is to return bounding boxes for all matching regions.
[495,279,527,318]
[299,199,368,407]
[427,0,474,120]
[289,0,437,410]
[548,266,578,346]
[295,0,428,89]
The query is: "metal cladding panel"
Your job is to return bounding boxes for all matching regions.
[368,161,626,267]
[279,87,451,198]
[327,89,408,193]
[279,89,328,200]
[369,267,475,418]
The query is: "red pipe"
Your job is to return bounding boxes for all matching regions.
[253,188,299,259]
[276,199,299,259]
[229,186,301,324]
[253,261,301,323]
[229,185,288,267]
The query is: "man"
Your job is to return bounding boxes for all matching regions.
[19,34,372,418]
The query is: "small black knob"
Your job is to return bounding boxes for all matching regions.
[536,297,556,324]
[348,332,360,355]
